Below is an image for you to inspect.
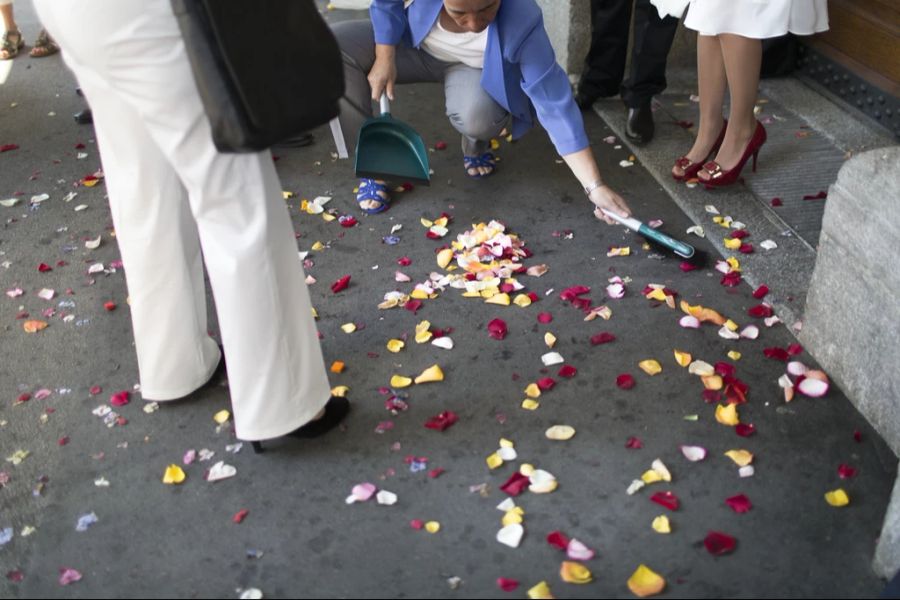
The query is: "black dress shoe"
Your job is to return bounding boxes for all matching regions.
[73,108,93,125]
[250,396,350,453]
[273,132,314,148]
[625,103,655,145]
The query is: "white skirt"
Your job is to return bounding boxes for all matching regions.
[684,0,829,39]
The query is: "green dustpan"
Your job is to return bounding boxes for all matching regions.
[355,93,431,185]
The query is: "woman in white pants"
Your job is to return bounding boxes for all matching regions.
[34,0,349,451]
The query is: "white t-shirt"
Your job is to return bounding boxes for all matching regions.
[420,17,488,69]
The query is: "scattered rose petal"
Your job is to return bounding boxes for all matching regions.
[638,360,662,376]
[626,437,643,449]
[735,423,756,437]
[798,377,829,397]
[109,391,130,407]
[567,538,595,561]
[545,425,576,441]
[628,565,666,598]
[590,332,616,345]
[617,374,636,390]
[651,515,671,534]
[704,531,736,555]
[725,494,753,513]
[497,578,519,592]
[739,325,759,340]
[414,364,444,384]
[537,312,553,324]
[650,491,679,511]
[488,318,508,340]
[680,445,707,462]
[557,365,577,378]
[716,404,740,426]
[424,411,458,431]
[59,568,82,586]
[679,316,701,329]
[497,523,524,548]
[725,450,754,467]
[541,352,564,366]
[500,472,530,497]
[206,461,237,482]
[825,488,850,507]
[162,465,186,485]
[560,561,593,584]
[527,580,554,599]
[330,275,351,293]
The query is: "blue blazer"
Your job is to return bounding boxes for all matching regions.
[370,0,589,155]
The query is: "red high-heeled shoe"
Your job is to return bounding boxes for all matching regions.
[700,121,767,188]
[672,120,728,182]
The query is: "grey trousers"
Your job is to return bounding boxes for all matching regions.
[333,19,509,158]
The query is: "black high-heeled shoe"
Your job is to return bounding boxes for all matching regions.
[250,396,350,453]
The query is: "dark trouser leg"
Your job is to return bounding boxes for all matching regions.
[577,0,632,101]
[620,0,679,108]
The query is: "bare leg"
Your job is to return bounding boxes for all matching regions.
[0,3,17,32]
[699,33,761,180]
[672,34,726,178]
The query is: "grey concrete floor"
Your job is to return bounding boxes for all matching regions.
[1,5,897,599]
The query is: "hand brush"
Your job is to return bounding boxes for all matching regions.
[601,208,708,266]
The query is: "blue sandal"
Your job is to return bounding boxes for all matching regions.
[356,178,390,214]
[463,152,497,178]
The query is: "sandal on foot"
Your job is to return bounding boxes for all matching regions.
[463,152,496,178]
[356,178,390,214]
[0,30,24,60]
[29,29,59,58]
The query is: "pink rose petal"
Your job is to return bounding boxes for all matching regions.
[798,377,829,397]
[537,312,553,324]
[58,568,82,586]
[625,436,643,449]
[109,391,130,407]
[351,482,377,502]
[679,316,701,329]
[680,445,707,462]
[566,538,596,561]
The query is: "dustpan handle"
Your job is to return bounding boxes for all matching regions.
[379,92,391,117]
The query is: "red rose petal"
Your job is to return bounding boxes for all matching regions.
[331,275,351,294]
[109,391,130,407]
[748,304,774,318]
[338,215,358,228]
[488,318,508,340]
[721,271,742,287]
[232,509,249,524]
[572,297,592,311]
[527,292,539,303]
[725,494,752,513]
[397,256,412,266]
[680,261,699,272]
[752,285,769,299]
[729,229,750,240]
[771,197,783,207]
[500,472,531,497]
[558,365,577,378]
[803,190,827,200]
[38,263,53,273]
[6,570,24,582]
[499,283,516,294]
[625,436,643,449]
[704,531,737,555]
[410,519,425,530]
[590,332,616,345]
[735,423,756,437]
[424,411,459,431]
[537,377,556,391]
[739,243,754,254]
[428,468,445,479]
[58,436,70,446]
[616,373,635,390]
[0,144,19,153]
[435,141,448,150]
[714,362,736,377]
[787,343,804,356]
[103,301,117,312]
[89,386,102,396]
[537,312,553,324]
[403,299,423,314]
[546,530,569,550]
[560,286,591,301]
[854,430,863,443]
[497,578,519,592]
[764,347,790,361]
[650,491,680,511]
[703,390,722,404]
[838,464,857,479]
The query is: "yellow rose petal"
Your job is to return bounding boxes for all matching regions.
[544,332,557,348]
[716,403,740,426]
[486,453,504,470]
[673,350,692,367]
[425,521,441,533]
[321,212,336,222]
[433,216,449,227]
[728,350,742,360]
[420,218,434,228]
[727,257,741,271]
[651,515,671,534]
[724,237,742,250]
[825,488,850,507]
[641,470,663,484]
[410,288,431,300]
[645,288,668,302]
[213,410,231,424]
[162,464,186,485]
[724,319,739,332]
[340,323,357,334]
[725,449,754,467]
[437,248,454,269]
[415,329,433,344]
[513,294,532,307]
[545,425,575,441]
[522,399,540,411]
[311,241,325,251]
[499,438,515,448]
[527,581,554,600]
[414,364,444,384]
[390,375,413,388]
[311,307,319,319]
[502,510,524,526]
[702,375,724,390]
[519,463,536,477]
[627,565,666,598]
[524,383,541,399]
[639,360,662,376]
[330,385,350,398]
[485,293,511,306]
[560,561,593,584]
[386,339,405,353]
[330,360,345,373]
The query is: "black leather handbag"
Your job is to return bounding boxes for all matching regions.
[170,0,344,152]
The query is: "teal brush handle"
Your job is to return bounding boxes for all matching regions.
[600,208,695,259]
